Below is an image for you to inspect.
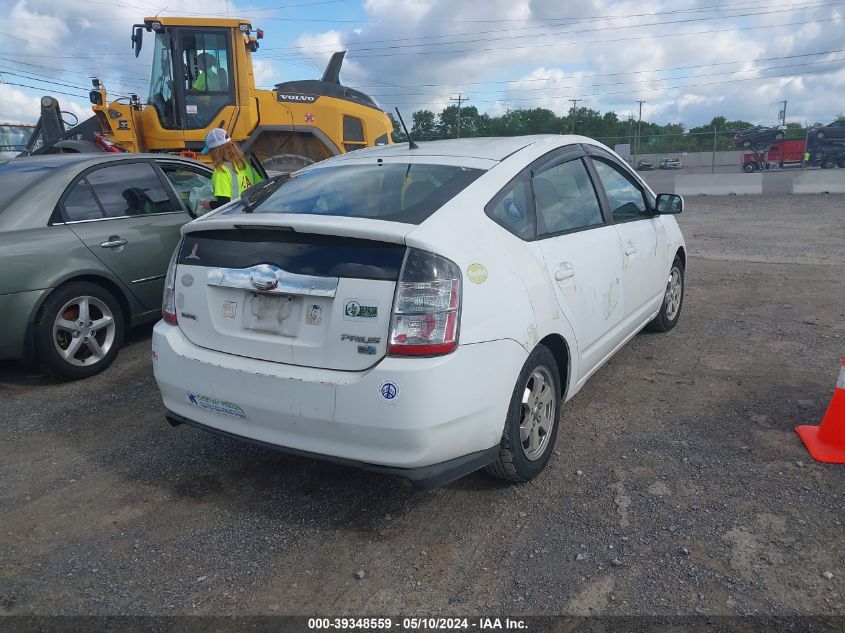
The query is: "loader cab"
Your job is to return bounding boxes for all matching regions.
[147,24,235,131]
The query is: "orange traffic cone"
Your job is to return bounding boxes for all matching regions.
[795,357,845,463]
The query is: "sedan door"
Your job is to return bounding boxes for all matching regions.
[528,149,627,377]
[61,160,190,310]
[587,150,668,332]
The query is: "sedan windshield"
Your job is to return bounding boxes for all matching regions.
[0,160,55,209]
[244,163,484,224]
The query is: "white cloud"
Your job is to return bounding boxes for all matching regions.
[287,0,845,126]
[0,84,91,124]
[252,58,280,87]
[9,0,71,51]
[2,0,842,129]
[0,0,247,122]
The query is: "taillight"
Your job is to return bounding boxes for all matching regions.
[162,239,181,324]
[388,248,461,357]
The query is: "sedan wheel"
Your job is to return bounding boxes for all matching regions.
[35,282,125,379]
[52,295,117,367]
[486,345,561,482]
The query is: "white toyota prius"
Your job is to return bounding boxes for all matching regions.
[152,135,686,489]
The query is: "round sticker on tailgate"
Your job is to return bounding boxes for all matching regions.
[379,380,400,402]
[467,263,488,284]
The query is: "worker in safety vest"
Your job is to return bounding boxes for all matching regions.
[201,128,263,210]
[192,53,227,92]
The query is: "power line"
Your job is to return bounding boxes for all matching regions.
[261,0,837,53]
[338,16,840,58]
[376,61,845,108]
[0,81,88,100]
[267,1,843,55]
[342,48,845,90]
[361,55,845,98]
[249,0,839,23]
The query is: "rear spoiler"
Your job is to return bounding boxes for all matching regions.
[182,212,415,246]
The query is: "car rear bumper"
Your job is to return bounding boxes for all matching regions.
[164,410,500,490]
[152,322,527,482]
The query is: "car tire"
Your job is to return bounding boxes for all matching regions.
[837,159,845,168]
[743,162,757,173]
[646,256,685,333]
[821,159,835,169]
[485,345,561,483]
[34,281,125,379]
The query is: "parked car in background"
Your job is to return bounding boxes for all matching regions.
[153,135,686,489]
[0,153,216,378]
[658,157,682,169]
[0,122,35,159]
[810,120,845,142]
[636,159,653,170]
[733,126,785,148]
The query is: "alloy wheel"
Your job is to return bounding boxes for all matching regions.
[519,366,556,461]
[664,267,683,321]
[52,295,116,367]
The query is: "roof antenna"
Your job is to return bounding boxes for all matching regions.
[394,107,418,150]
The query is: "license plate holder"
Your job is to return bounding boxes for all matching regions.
[243,292,301,335]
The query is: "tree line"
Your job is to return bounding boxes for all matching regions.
[390,106,835,152]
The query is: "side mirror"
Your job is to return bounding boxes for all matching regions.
[656,193,683,214]
[132,26,143,58]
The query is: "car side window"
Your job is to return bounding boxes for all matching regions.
[159,163,213,217]
[533,158,604,236]
[62,180,104,222]
[591,158,649,221]
[86,163,178,218]
[485,172,535,240]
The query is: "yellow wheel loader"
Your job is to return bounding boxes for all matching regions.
[23,16,393,171]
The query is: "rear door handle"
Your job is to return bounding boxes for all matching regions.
[624,241,637,256]
[554,262,575,281]
[100,237,128,248]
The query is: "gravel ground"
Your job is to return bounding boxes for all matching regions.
[1,194,844,617]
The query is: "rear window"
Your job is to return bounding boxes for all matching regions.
[246,163,484,224]
[0,161,54,208]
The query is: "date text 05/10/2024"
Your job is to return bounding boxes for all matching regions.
[307,618,528,630]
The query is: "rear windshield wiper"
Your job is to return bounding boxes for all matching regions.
[241,173,290,213]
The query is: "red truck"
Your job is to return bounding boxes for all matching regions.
[742,139,805,172]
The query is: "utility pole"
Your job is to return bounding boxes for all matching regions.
[450,93,469,139]
[634,100,645,166]
[711,124,718,174]
[779,100,788,127]
[568,98,582,134]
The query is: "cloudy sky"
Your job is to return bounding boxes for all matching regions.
[1,0,843,128]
